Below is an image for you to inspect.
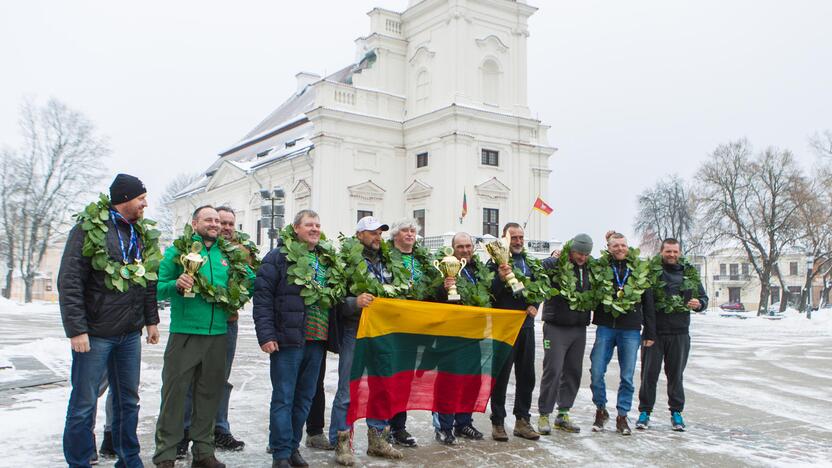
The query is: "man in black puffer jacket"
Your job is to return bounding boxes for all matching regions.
[537,234,595,435]
[636,238,707,433]
[59,174,160,468]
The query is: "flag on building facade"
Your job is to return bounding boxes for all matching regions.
[347,298,525,424]
[460,190,468,223]
[533,196,553,215]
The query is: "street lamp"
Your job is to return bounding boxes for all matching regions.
[260,188,285,251]
[806,254,814,320]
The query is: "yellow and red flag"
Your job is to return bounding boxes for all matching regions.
[533,196,553,215]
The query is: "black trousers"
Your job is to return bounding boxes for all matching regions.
[305,352,327,435]
[638,333,690,413]
[490,326,536,425]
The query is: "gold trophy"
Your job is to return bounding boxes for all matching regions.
[433,246,467,302]
[484,236,525,293]
[180,241,206,298]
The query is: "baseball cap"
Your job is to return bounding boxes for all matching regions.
[356,216,389,233]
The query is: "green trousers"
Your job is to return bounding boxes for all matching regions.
[153,333,227,463]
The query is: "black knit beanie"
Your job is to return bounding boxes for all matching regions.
[109,173,146,204]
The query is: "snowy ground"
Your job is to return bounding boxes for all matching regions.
[1,297,831,468]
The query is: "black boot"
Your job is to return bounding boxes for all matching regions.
[289,449,309,467]
[99,431,117,458]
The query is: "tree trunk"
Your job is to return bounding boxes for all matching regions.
[2,267,11,299]
[757,275,771,316]
[23,273,34,303]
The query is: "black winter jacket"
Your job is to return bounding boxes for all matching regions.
[655,262,709,335]
[58,221,158,338]
[540,257,592,327]
[489,253,538,328]
[252,245,339,352]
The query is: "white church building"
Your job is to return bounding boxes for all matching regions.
[171,0,556,252]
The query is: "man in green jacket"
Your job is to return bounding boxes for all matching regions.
[153,205,253,468]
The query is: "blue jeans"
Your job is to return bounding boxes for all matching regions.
[589,326,641,417]
[63,332,142,468]
[329,326,356,445]
[94,373,114,432]
[433,413,473,431]
[269,341,325,460]
[184,320,239,434]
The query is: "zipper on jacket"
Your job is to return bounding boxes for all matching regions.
[208,247,215,334]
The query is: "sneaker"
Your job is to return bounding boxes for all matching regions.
[554,413,581,433]
[453,424,484,440]
[215,430,246,451]
[176,430,189,459]
[289,449,309,467]
[513,418,541,440]
[491,424,509,442]
[592,408,609,432]
[636,411,650,430]
[391,429,417,447]
[305,432,333,450]
[435,428,457,445]
[671,411,686,432]
[616,415,632,436]
[192,455,226,468]
[538,414,552,435]
[99,430,116,458]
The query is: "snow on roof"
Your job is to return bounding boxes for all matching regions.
[174,174,210,199]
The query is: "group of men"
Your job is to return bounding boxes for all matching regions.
[58,173,707,468]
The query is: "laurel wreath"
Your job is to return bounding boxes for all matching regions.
[505,251,551,305]
[437,249,496,308]
[548,241,600,312]
[172,224,253,313]
[76,194,162,292]
[279,225,346,310]
[596,247,652,317]
[387,240,440,300]
[338,235,411,298]
[650,255,702,314]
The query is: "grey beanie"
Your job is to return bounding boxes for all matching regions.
[571,233,593,254]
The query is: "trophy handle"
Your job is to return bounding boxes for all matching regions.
[458,258,467,276]
[432,259,442,273]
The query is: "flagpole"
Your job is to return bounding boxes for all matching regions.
[522,204,535,230]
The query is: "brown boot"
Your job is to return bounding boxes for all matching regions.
[492,424,509,441]
[156,462,175,468]
[513,418,541,440]
[592,408,609,432]
[191,455,226,468]
[366,427,403,459]
[334,430,355,466]
[616,416,632,436]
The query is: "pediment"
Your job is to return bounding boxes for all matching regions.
[409,45,436,66]
[403,179,433,201]
[205,161,246,192]
[475,35,509,53]
[292,179,311,200]
[474,177,510,199]
[348,180,386,201]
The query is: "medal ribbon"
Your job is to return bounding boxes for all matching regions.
[110,210,141,263]
[364,259,386,284]
[462,266,477,285]
[612,262,630,291]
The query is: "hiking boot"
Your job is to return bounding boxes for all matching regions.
[272,460,290,468]
[192,455,226,468]
[214,430,245,451]
[537,414,552,435]
[391,428,417,447]
[99,430,116,458]
[513,418,541,440]
[636,411,650,430]
[176,430,190,459]
[334,430,355,466]
[555,413,581,433]
[289,449,308,467]
[616,416,632,436]
[305,432,333,450]
[454,424,484,440]
[592,408,609,432]
[491,424,509,442]
[435,428,457,445]
[366,427,403,459]
[156,462,175,468]
[671,411,686,432]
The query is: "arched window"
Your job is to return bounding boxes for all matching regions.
[481,59,500,105]
[416,70,430,112]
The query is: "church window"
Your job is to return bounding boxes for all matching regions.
[357,210,373,222]
[416,70,430,111]
[483,208,499,237]
[482,59,500,105]
[414,209,426,236]
[416,152,428,168]
[481,149,499,167]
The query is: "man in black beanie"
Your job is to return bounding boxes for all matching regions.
[59,173,160,467]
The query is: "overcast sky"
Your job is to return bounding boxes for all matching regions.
[1,0,830,248]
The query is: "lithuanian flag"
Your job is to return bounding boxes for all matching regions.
[347,298,526,424]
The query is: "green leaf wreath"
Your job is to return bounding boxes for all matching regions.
[432,247,496,308]
[279,225,346,310]
[596,247,652,317]
[506,251,551,305]
[172,224,253,313]
[650,255,702,314]
[338,235,411,298]
[233,230,261,272]
[548,241,600,311]
[387,240,441,300]
[76,193,162,292]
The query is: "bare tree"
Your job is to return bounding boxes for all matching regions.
[809,130,832,159]
[698,139,802,315]
[791,174,832,311]
[156,172,199,245]
[0,98,109,302]
[634,174,698,255]
[0,150,22,298]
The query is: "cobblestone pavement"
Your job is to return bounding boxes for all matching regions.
[1,306,830,467]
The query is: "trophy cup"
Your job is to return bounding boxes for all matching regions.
[433,246,467,302]
[484,236,525,293]
[180,241,206,298]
